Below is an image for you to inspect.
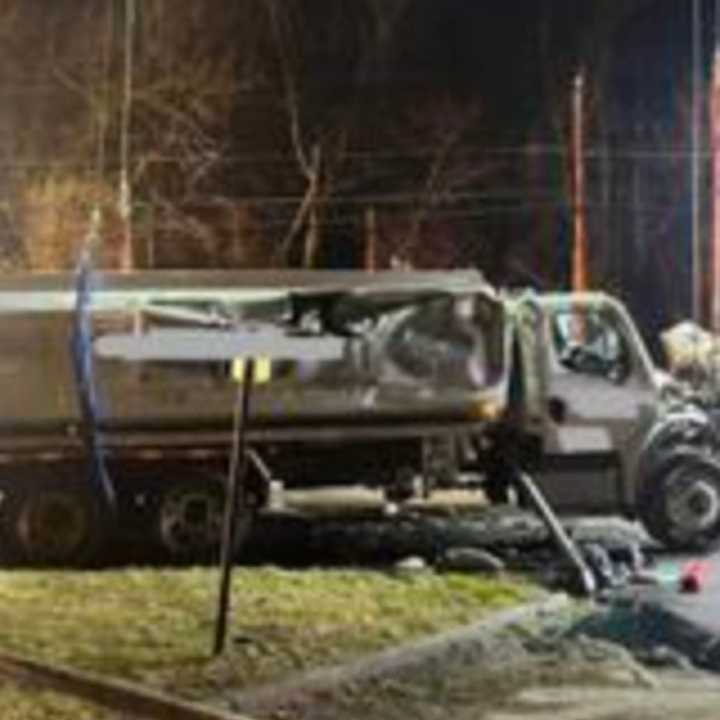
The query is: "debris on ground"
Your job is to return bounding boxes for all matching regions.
[393,556,430,575]
[566,601,717,671]
[248,506,658,598]
[628,569,662,586]
[438,547,506,574]
[680,560,711,593]
[639,645,695,671]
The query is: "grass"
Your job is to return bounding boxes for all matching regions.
[0,566,534,705]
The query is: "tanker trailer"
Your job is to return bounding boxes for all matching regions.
[0,269,513,566]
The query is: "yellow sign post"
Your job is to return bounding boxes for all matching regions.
[231,356,272,385]
[214,357,257,656]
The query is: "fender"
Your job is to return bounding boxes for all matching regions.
[635,403,717,491]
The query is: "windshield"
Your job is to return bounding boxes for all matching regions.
[550,306,633,384]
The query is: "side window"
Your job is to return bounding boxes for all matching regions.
[551,309,631,384]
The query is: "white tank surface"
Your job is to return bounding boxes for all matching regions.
[0,269,509,438]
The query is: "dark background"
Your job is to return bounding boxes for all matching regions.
[4,0,719,358]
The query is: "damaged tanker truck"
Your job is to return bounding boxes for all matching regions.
[0,268,715,566]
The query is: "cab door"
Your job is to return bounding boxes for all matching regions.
[536,299,658,512]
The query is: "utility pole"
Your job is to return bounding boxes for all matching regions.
[692,0,703,323]
[571,69,587,293]
[712,0,720,331]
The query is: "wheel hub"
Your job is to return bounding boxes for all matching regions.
[666,475,720,534]
[158,489,223,557]
[18,491,87,562]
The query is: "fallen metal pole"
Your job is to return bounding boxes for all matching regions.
[512,468,596,597]
[213,358,255,656]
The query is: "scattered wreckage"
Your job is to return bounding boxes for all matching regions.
[0,267,716,575]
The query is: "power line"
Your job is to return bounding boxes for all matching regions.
[0,145,711,168]
[134,201,703,229]
[123,146,720,162]
[13,191,695,211]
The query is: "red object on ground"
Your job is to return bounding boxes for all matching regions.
[680,560,711,593]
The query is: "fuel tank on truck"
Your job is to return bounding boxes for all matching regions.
[0,270,511,449]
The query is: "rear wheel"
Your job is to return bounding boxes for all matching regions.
[153,476,253,563]
[637,448,720,552]
[0,476,109,567]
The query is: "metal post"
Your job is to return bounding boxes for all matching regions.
[213,357,255,656]
[692,0,703,323]
[712,0,720,331]
[512,469,596,597]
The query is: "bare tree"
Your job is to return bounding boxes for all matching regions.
[6,1,271,269]
[262,0,412,268]
[390,97,487,266]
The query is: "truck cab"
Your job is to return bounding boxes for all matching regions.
[507,291,720,551]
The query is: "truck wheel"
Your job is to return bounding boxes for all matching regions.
[153,477,253,563]
[637,449,720,552]
[0,477,108,567]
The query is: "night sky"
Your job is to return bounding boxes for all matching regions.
[381,0,720,348]
[16,1,719,347]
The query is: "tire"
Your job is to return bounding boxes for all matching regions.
[637,448,720,552]
[0,475,109,567]
[152,475,253,564]
[638,413,716,481]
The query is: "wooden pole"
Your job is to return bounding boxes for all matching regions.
[571,69,587,294]
[213,357,255,657]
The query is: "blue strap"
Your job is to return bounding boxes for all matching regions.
[70,253,117,513]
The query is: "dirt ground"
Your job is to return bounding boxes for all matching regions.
[253,642,720,720]
[349,669,719,720]
[226,609,720,720]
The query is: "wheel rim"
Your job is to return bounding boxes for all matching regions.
[665,467,720,538]
[18,491,88,563]
[158,488,223,558]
